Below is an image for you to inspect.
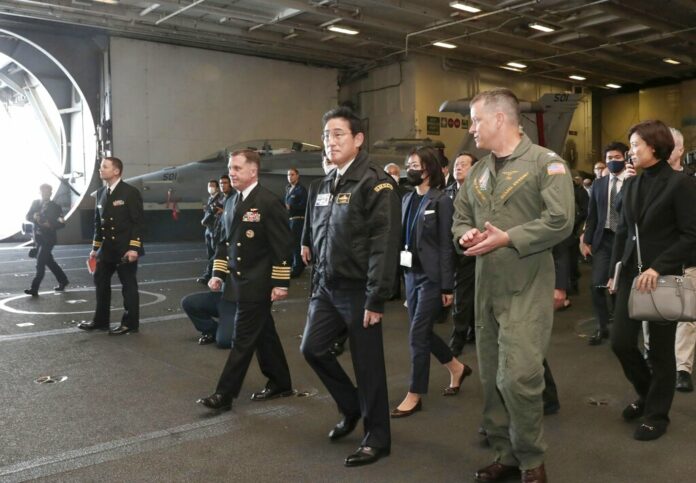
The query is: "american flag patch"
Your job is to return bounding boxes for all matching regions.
[546,162,566,175]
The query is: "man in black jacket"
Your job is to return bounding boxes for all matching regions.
[77,157,144,336]
[197,179,224,284]
[301,107,400,467]
[24,184,68,296]
[197,149,293,411]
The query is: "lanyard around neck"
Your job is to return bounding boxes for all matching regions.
[405,194,428,250]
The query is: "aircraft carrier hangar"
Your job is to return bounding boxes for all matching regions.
[0,1,695,482]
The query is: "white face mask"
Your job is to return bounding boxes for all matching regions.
[208,187,218,196]
[391,174,399,184]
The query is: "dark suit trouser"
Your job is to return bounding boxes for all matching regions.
[590,231,614,331]
[181,291,235,348]
[93,260,139,328]
[289,219,304,277]
[31,242,67,291]
[542,359,559,407]
[215,299,292,398]
[611,272,677,423]
[451,257,475,342]
[405,271,453,394]
[203,230,215,278]
[301,285,390,450]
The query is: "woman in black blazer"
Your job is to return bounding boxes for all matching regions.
[391,146,472,418]
[609,120,696,441]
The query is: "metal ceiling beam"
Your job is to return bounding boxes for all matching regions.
[155,0,206,25]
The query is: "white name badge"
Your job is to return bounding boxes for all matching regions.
[315,193,331,206]
[400,250,412,268]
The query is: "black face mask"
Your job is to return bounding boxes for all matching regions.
[406,169,424,186]
[607,160,625,174]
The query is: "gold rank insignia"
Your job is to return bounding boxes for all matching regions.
[336,193,351,204]
[246,229,254,238]
[373,182,393,192]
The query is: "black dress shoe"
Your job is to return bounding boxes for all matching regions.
[54,282,69,292]
[622,400,644,421]
[77,320,109,331]
[108,325,138,335]
[250,387,294,401]
[196,393,232,411]
[390,399,422,418]
[474,461,520,482]
[443,364,473,396]
[198,334,215,345]
[634,421,667,441]
[24,289,38,297]
[344,446,389,467]
[543,401,561,415]
[676,370,694,392]
[588,328,609,346]
[328,415,360,440]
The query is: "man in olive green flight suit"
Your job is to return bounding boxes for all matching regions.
[452,89,574,483]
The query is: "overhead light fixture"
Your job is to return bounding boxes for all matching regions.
[529,22,555,33]
[569,75,586,81]
[284,32,298,40]
[94,0,119,4]
[506,61,527,69]
[327,25,359,35]
[663,58,681,65]
[319,17,342,28]
[449,1,481,13]
[140,3,160,16]
[433,41,457,49]
[606,83,622,89]
[500,66,522,72]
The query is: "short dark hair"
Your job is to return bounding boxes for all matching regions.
[437,147,449,169]
[219,174,230,183]
[288,167,299,175]
[628,120,675,162]
[103,156,123,175]
[322,106,363,135]
[208,179,219,188]
[602,141,629,160]
[39,183,52,192]
[455,151,479,165]
[408,146,445,189]
[230,149,261,169]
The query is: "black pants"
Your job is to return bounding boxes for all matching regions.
[590,231,615,331]
[202,230,215,278]
[31,242,67,291]
[451,256,475,342]
[301,285,390,450]
[93,259,139,328]
[289,218,304,277]
[542,359,559,407]
[611,270,677,423]
[216,300,292,398]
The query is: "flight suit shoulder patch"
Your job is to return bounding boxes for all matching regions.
[374,182,393,192]
[546,162,566,175]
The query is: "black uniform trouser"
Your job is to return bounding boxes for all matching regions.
[93,260,139,328]
[216,299,292,398]
[31,242,67,291]
[301,285,391,450]
[289,218,304,277]
[450,257,475,342]
[590,231,615,331]
[611,269,677,424]
[202,230,215,278]
[542,359,559,407]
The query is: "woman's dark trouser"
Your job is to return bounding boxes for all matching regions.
[610,271,677,423]
[405,270,454,394]
[31,242,68,291]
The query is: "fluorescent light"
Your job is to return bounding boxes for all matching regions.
[283,32,298,40]
[433,41,457,49]
[94,0,119,4]
[449,1,481,13]
[327,25,359,35]
[569,75,586,81]
[663,58,681,65]
[506,61,527,69]
[139,3,159,16]
[606,83,622,89]
[529,22,555,33]
[319,18,342,28]
[500,65,522,72]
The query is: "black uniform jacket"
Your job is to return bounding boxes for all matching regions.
[583,175,614,248]
[92,180,145,263]
[610,163,696,276]
[307,150,401,313]
[212,184,292,303]
[401,189,455,293]
[26,200,64,245]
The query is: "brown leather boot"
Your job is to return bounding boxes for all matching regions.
[474,462,520,481]
[521,464,546,483]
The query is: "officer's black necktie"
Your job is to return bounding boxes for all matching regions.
[609,176,619,232]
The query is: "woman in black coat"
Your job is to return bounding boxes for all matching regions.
[390,146,472,418]
[608,120,696,441]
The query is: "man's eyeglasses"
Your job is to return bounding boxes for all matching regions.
[321,130,349,142]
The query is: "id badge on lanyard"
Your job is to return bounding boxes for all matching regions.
[400,195,427,268]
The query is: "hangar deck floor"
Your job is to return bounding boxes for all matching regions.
[0,242,693,483]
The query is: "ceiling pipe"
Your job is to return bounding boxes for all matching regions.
[155,0,206,26]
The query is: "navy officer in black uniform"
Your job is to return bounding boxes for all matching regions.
[197,149,294,410]
[285,167,308,278]
[301,106,401,467]
[24,183,69,296]
[78,157,144,335]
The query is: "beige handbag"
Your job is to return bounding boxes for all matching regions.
[628,223,696,322]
